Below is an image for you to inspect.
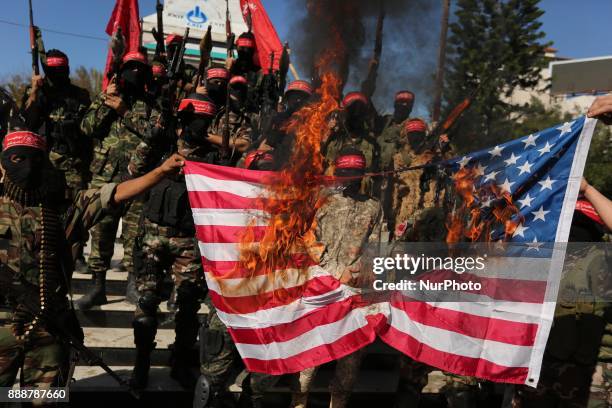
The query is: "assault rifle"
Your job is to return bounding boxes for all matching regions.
[151,0,166,61]
[222,0,235,160]
[0,267,139,398]
[106,27,126,84]
[28,0,39,76]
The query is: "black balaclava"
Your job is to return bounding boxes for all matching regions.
[1,146,45,190]
[236,32,256,63]
[120,62,148,98]
[344,101,368,134]
[333,146,366,198]
[44,49,71,87]
[229,86,247,113]
[177,94,217,145]
[393,91,415,123]
[285,91,310,114]
[206,78,228,106]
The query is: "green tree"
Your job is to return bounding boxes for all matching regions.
[71,66,103,97]
[444,0,551,152]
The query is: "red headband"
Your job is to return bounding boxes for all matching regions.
[404,120,427,133]
[229,76,248,86]
[152,64,167,76]
[342,92,368,108]
[2,131,46,151]
[166,34,183,45]
[286,80,313,95]
[395,91,414,102]
[335,154,366,170]
[123,52,147,64]
[576,200,605,226]
[245,150,274,168]
[178,98,217,116]
[236,37,255,48]
[207,68,230,80]
[46,56,69,68]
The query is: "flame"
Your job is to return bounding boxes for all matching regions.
[446,167,523,244]
[232,37,345,302]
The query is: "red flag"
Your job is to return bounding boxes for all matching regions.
[239,0,283,72]
[102,0,141,89]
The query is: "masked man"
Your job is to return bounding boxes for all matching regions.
[204,67,230,107]
[22,49,92,266]
[0,130,184,390]
[130,93,218,390]
[76,52,162,309]
[291,146,384,408]
[207,75,254,165]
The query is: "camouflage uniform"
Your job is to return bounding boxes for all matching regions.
[0,183,117,388]
[208,107,254,165]
[22,80,92,200]
[291,189,384,408]
[513,246,609,407]
[80,93,160,285]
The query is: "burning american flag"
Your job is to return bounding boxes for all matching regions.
[185,115,596,385]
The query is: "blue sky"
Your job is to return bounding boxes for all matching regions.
[0,0,609,80]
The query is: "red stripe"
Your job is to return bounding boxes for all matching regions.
[208,275,341,314]
[391,298,538,346]
[241,324,376,375]
[188,191,264,210]
[378,324,529,384]
[418,269,546,303]
[196,224,267,243]
[185,161,275,183]
[202,255,317,278]
[228,295,365,344]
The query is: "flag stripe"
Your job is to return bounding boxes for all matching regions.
[391,298,538,346]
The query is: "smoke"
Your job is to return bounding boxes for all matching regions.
[285,0,440,116]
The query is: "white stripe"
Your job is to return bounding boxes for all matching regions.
[192,208,268,227]
[204,266,332,298]
[185,173,267,198]
[424,301,544,325]
[233,307,371,360]
[470,256,551,281]
[388,305,532,368]
[199,242,240,262]
[215,286,354,329]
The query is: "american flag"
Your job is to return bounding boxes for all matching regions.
[185,116,596,385]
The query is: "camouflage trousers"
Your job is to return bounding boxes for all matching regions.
[0,325,69,389]
[200,297,240,393]
[588,362,612,408]
[513,359,596,407]
[87,198,143,275]
[395,356,434,406]
[290,348,365,408]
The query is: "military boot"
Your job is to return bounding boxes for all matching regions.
[75,271,107,310]
[131,313,158,390]
[125,272,140,305]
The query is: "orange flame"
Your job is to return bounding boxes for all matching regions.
[234,42,345,302]
[446,168,523,243]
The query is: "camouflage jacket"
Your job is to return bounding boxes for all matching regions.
[209,107,254,164]
[0,183,117,301]
[314,189,384,282]
[80,93,161,187]
[378,117,404,170]
[22,81,92,173]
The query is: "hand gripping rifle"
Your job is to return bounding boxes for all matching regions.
[0,266,139,398]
